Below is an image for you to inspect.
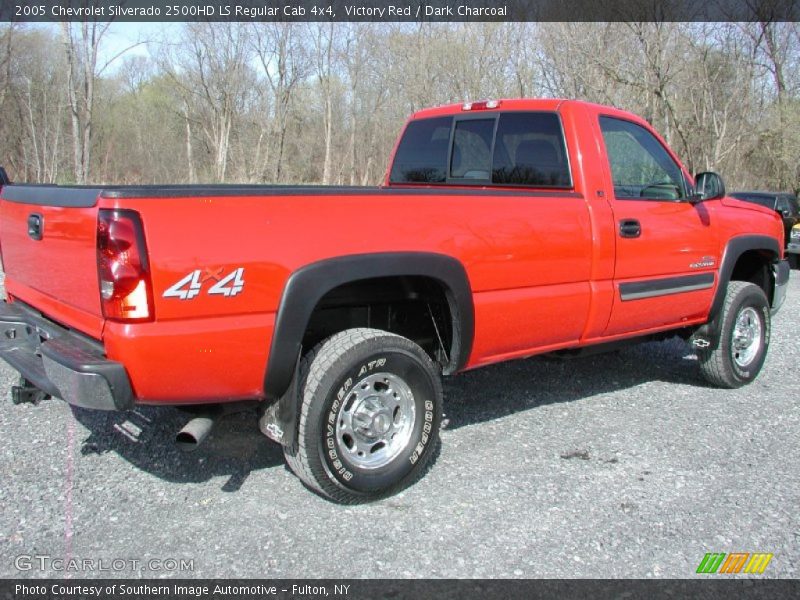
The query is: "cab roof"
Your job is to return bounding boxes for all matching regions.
[411,98,568,119]
[410,98,646,126]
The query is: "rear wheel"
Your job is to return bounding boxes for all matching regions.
[283,328,442,503]
[697,281,770,388]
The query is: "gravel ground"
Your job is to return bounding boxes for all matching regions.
[0,272,798,579]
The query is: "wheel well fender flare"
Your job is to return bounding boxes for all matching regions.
[709,235,780,323]
[263,252,474,401]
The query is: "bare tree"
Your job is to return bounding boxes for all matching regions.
[740,20,800,188]
[0,22,795,191]
[19,40,66,182]
[309,23,338,184]
[60,21,146,183]
[0,24,14,110]
[60,21,110,183]
[161,23,255,182]
[252,23,309,182]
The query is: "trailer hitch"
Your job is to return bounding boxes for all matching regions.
[11,378,51,405]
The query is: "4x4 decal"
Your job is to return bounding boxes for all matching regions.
[163,267,245,300]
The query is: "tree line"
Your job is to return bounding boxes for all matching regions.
[0,22,797,192]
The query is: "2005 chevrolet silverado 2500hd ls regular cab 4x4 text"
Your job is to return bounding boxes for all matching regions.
[0,99,789,502]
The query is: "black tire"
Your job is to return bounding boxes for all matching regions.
[283,328,442,503]
[697,281,771,388]
[789,254,800,270]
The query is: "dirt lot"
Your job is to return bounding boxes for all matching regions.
[0,272,798,578]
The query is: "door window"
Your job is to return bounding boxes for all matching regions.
[599,117,685,201]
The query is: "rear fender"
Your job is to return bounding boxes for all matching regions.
[262,252,474,446]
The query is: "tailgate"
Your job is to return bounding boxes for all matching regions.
[0,186,105,339]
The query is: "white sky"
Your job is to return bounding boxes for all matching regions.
[35,22,178,72]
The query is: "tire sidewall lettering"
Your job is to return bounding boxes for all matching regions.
[410,400,435,465]
[319,348,437,493]
[326,371,359,483]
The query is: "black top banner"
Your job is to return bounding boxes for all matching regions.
[2,0,799,22]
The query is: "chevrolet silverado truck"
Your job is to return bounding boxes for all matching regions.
[0,99,789,503]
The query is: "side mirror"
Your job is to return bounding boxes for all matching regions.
[690,171,726,203]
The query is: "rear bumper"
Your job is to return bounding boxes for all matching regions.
[772,259,790,315]
[0,301,133,410]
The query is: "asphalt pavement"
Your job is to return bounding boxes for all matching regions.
[0,272,798,579]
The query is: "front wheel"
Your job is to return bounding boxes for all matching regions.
[283,328,442,503]
[697,281,771,388]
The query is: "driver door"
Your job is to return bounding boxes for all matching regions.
[598,116,719,336]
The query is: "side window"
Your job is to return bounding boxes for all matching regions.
[389,117,453,183]
[599,116,685,201]
[450,119,494,179]
[492,113,571,187]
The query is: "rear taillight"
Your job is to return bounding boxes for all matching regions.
[97,209,153,322]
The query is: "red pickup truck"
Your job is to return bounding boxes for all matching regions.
[0,99,789,503]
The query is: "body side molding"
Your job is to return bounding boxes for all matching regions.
[619,273,715,301]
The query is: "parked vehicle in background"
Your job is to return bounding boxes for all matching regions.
[731,192,800,263]
[787,223,800,268]
[730,191,799,268]
[0,99,790,503]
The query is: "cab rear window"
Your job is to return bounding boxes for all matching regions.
[389,112,572,188]
[389,117,452,183]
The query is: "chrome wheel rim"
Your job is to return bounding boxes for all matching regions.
[335,372,416,470]
[732,307,762,368]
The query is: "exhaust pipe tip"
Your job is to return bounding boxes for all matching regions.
[175,415,216,452]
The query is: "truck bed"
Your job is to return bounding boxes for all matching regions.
[1,183,383,205]
[1,182,577,203]
[0,179,593,403]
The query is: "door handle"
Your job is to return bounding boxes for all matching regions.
[619,219,641,238]
[27,214,43,241]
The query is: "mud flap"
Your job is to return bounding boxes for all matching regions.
[258,351,301,447]
[690,311,723,352]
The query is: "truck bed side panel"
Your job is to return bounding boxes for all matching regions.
[100,189,594,400]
